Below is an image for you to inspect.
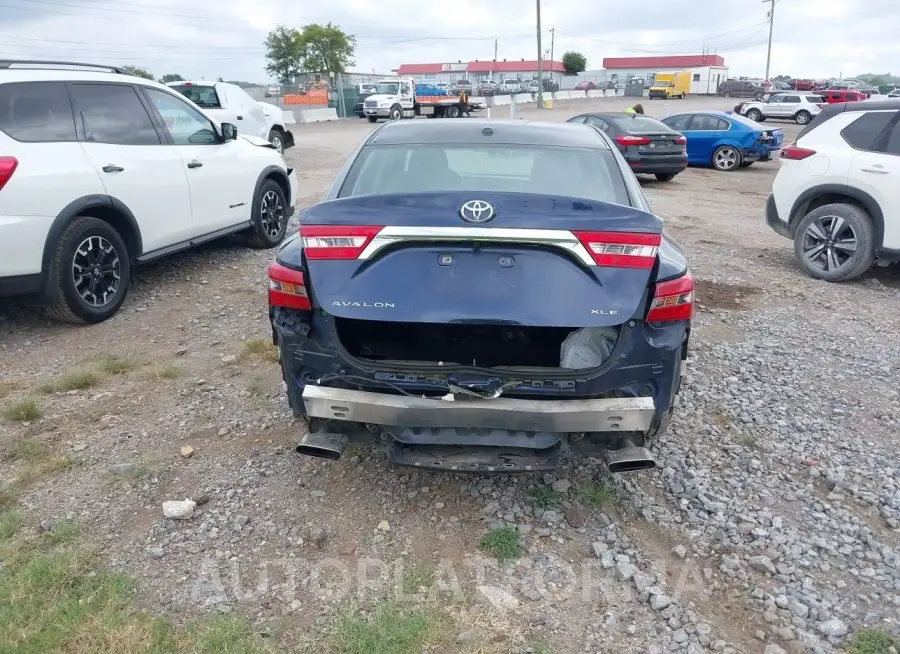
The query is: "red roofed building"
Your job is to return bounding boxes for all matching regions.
[598,54,729,96]
[393,59,565,83]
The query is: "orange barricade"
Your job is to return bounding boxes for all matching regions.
[283,89,329,106]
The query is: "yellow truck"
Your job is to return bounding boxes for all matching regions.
[649,71,691,99]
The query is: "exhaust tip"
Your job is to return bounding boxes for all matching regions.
[295,432,347,461]
[601,445,657,474]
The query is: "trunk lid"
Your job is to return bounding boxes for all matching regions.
[299,192,663,328]
[635,132,684,156]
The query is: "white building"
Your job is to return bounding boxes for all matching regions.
[601,55,729,95]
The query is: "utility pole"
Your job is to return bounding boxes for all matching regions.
[491,38,497,81]
[549,27,555,84]
[763,0,775,84]
[536,0,543,108]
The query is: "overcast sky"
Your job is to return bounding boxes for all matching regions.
[2,0,897,83]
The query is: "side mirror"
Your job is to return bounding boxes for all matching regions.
[221,123,237,141]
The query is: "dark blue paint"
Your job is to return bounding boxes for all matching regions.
[660,111,782,166]
[300,191,666,327]
[300,191,663,231]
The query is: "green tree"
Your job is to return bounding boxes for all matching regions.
[561,51,587,75]
[264,25,303,85]
[121,65,154,80]
[296,22,356,78]
[158,73,184,84]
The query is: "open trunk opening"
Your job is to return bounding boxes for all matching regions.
[334,318,620,369]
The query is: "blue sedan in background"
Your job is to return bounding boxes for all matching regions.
[659,111,783,171]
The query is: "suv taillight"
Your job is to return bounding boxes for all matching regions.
[781,146,816,160]
[0,157,18,192]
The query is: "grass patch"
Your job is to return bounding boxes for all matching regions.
[17,455,74,487]
[95,354,142,376]
[530,485,561,509]
[4,437,51,462]
[328,601,447,654]
[0,507,276,654]
[140,362,184,382]
[240,339,279,363]
[3,398,42,422]
[0,380,26,400]
[575,481,617,510]
[246,375,265,396]
[39,369,101,394]
[851,628,900,654]
[400,564,434,596]
[478,526,523,563]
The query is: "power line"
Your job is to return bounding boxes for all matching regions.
[554,22,768,49]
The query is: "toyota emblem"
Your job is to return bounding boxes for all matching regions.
[458,200,496,224]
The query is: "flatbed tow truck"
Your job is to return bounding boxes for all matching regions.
[362,78,483,121]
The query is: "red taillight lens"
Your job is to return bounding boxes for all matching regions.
[299,225,383,260]
[0,157,18,192]
[267,260,311,310]
[647,272,694,322]
[573,231,661,269]
[781,146,816,160]
[614,135,651,146]
[674,136,686,145]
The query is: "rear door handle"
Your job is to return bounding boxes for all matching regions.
[187,161,203,169]
[101,164,124,173]
[861,167,889,174]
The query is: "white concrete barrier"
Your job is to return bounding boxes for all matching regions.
[493,95,510,106]
[554,90,571,100]
[604,89,616,98]
[514,93,532,104]
[616,89,625,97]
[587,90,604,99]
[297,107,339,123]
[470,96,486,105]
[282,110,296,124]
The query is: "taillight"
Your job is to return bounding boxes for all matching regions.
[267,260,311,310]
[0,157,18,192]
[781,146,816,160]
[614,135,651,146]
[299,225,383,260]
[647,272,694,322]
[674,136,686,145]
[573,231,661,269]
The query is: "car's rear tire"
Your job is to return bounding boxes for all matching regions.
[711,145,741,171]
[655,173,677,181]
[267,129,284,154]
[723,90,732,98]
[367,116,377,123]
[792,203,875,282]
[245,179,289,249]
[746,108,762,121]
[45,216,131,324]
[447,105,462,118]
[795,110,811,124]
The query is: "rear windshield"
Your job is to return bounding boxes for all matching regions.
[728,113,764,129]
[169,85,221,108]
[340,144,630,205]
[607,115,671,132]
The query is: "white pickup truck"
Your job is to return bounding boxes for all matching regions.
[167,81,294,153]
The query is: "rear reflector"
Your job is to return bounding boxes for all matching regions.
[674,135,687,145]
[300,225,383,260]
[0,157,18,192]
[647,272,694,322]
[615,135,651,146]
[267,260,311,310]
[781,146,816,160]
[573,231,661,269]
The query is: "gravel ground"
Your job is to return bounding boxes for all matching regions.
[1,95,899,653]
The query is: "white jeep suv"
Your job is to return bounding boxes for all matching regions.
[739,92,825,125]
[766,100,900,281]
[0,60,297,323]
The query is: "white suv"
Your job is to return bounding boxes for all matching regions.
[0,60,297,323]
[766,101,900,281]
[738,92,825,125]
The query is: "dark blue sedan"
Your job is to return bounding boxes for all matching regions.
[660,111,783,171]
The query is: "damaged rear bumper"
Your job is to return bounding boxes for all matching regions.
[302,385,656,433]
